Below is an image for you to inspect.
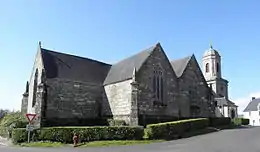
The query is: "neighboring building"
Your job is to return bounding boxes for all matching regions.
[243,97,260,126]
[20,42,236,128]
[202,44,238,118]
[238,114,244,118]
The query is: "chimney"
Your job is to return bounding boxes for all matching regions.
[252,97,256,100]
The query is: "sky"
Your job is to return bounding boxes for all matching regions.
[0,0,260,114]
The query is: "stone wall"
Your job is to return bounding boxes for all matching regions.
[43,78,107,126]
[136,45,180,118]
[178,56,215,118]
[103,79,133,124]
[27,49,45,114]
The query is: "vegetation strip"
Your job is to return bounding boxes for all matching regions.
[18,140,165,147]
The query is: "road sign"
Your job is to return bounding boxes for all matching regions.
[26,113,36,124]
[26,124,34,132]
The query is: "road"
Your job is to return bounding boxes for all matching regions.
[1,126,259,152]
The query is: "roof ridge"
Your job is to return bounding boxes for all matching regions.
[171,55,192,63]
[103,43,157,85]
[170,55,193,78]
[111,44,156,65]
[41,48,112,66]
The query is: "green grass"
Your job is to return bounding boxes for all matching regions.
[78,140,165,147]
[18,140,165,148]
[19,141,66,147]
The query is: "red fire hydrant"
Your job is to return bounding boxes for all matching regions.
[73,133,79,147]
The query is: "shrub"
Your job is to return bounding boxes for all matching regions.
[209,117,231,127]
[0,127,9,138]
[12,128,31,144]
[232,118,249,125]
[12,126,144,144]
[0,112,28,139]
[0,112,27,128]
[145,118,209,140]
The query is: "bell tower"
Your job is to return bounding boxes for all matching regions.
[202,44,229,99]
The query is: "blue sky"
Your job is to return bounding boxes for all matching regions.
[0,0,259,113]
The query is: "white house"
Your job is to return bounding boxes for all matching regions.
[243,97,260,126]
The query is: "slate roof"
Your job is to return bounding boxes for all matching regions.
[243,98,260,112]
[40,48,111,85]
[170,56,192,77]
[215,97,237,107]
[103,45,157,85]
[214,97,228,106]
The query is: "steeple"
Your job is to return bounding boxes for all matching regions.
[202,44,229,99]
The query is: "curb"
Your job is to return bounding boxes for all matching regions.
[0,137,10,146]
[0,142,7,146]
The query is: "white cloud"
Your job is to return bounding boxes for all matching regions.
[232,91,260,115]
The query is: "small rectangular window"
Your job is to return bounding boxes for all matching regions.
[249,111,251,116]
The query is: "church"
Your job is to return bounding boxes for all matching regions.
[21,42,237,127]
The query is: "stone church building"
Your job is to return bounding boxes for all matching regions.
[21,42,237,127]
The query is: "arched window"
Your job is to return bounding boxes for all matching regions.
[153,65,164,104]
[206,63,209,73]
[216,63,220,72]
[32,69,38,107]
[41,69,46,83]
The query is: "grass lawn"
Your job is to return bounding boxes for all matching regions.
[19,141,66,147]
[18,140,165,148]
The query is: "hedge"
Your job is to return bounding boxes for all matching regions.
[12,126,144,144]
[232,118,249,125]
[145,118,209,140]
[208,117,231,127]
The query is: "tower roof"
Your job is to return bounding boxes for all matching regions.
[203,44,220,57]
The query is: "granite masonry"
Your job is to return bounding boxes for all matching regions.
[20,42,237,128]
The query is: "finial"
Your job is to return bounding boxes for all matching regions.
[39,41,42,48]
[210,41,213,49]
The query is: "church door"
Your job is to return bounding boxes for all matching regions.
[231,109,235,119]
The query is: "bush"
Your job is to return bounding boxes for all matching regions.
[145,118,209,140]
[0,112,27,128]
[0,127,9,138]
[0,112,28,139]
[12,128,30,143]
[209,117,231,127]
[12,126,144,144]
[232,118,249,125]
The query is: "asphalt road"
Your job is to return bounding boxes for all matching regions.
[1,126,259,152]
